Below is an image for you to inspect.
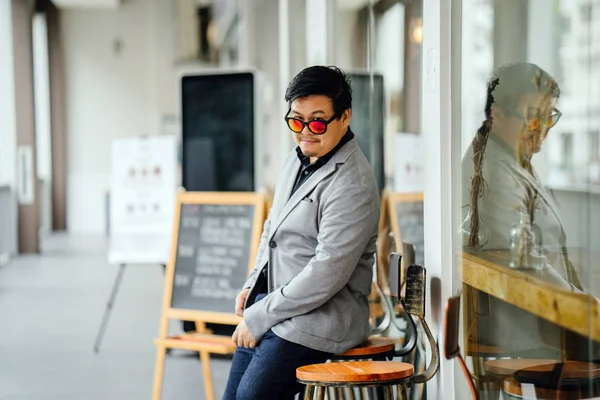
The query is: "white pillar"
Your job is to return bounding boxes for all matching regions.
[422,0,460,397]
[493,0,528,65]
[33,12,53,236]
[305,0,336,65]
[527,0,558,181]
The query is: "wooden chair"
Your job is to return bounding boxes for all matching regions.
[296,265,440,399]
[444,292,479,400]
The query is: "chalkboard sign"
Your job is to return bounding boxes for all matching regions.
[171,203,255,312]
[161,192,265,324]
[389,193,424,272]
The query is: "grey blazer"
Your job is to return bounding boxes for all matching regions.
[242,137,380,354]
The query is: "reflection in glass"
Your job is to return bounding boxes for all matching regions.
[461,62,582,289]
[459,206,490,250]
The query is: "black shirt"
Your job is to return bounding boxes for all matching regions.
[290,129,355,198]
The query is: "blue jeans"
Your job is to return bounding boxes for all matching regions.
[223,297,332,399]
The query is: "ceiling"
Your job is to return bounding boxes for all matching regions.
[52,0,120,9]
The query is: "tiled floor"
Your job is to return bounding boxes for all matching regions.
[0,234,232,400]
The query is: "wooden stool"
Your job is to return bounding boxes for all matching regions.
[297,361,414,400]
[504,376,584,399]
[296,265,439,399]
[503,361,600,400]
[484,359,558,377]
[153,333,236,400]
[481,359,558,397]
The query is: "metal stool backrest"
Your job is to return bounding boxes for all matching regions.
[381,252,417,356]
[445,293,479,400]
[402,242,415,271]
[400,264,440,383]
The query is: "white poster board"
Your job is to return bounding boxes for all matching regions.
[394,132,424,193]
[108,136,177,265]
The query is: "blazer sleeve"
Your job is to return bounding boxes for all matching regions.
[243,181,379,340]
[242,212,271,290]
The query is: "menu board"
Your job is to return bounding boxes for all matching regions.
[161,192,265,323]
[171,203,254,313]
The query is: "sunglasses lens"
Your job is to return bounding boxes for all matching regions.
[287,118,304,133]
[547,114,558,128]
[527,117,542,131]
[308,120,327,134]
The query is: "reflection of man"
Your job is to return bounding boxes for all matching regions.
[462,62,581,290]
[461,62,584,356]
[223,66,380,399]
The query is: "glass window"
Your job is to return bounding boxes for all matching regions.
[454,0,600,398]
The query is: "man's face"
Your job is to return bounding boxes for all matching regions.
[289,95,350,160]
[493,92,559,159]
[517,93,558,158]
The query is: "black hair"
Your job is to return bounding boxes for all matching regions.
[284,66,352,118]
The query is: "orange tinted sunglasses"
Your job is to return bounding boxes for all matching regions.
[285,109,337,135]
[521,108,562,131]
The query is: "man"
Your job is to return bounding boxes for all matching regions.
[223,66,380,399]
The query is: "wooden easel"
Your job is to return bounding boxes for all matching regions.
[387,192,424,284]
[152,192,265,400]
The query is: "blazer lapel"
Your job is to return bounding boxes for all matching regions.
[269,139,359,239]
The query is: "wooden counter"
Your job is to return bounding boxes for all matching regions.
[462,249,600,343]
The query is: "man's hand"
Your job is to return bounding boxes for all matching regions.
[235,288,250,317]
[232,320,258,348]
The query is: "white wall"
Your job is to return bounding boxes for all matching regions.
[0,0,17,188]
[0,0,18,259]
[61,0,177,234]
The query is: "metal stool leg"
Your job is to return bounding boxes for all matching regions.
[304,385,315,400]
[360,387,370,400]
[345,387,355,400]
[383,385,394,400]
[398,383,408,400]
[315,386,326,400]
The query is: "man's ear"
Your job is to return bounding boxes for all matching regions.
[342,109,351,128]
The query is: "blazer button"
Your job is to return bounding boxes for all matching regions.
[269,240,277,249]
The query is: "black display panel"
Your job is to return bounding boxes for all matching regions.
[182,73,255,191]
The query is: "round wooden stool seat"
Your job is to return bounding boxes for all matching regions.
[514,361,600,386]
[297,361,414,383]
[334,337,396,358]
[503,362,600,399]
[484,359,558,376]
[503,376,585,399]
